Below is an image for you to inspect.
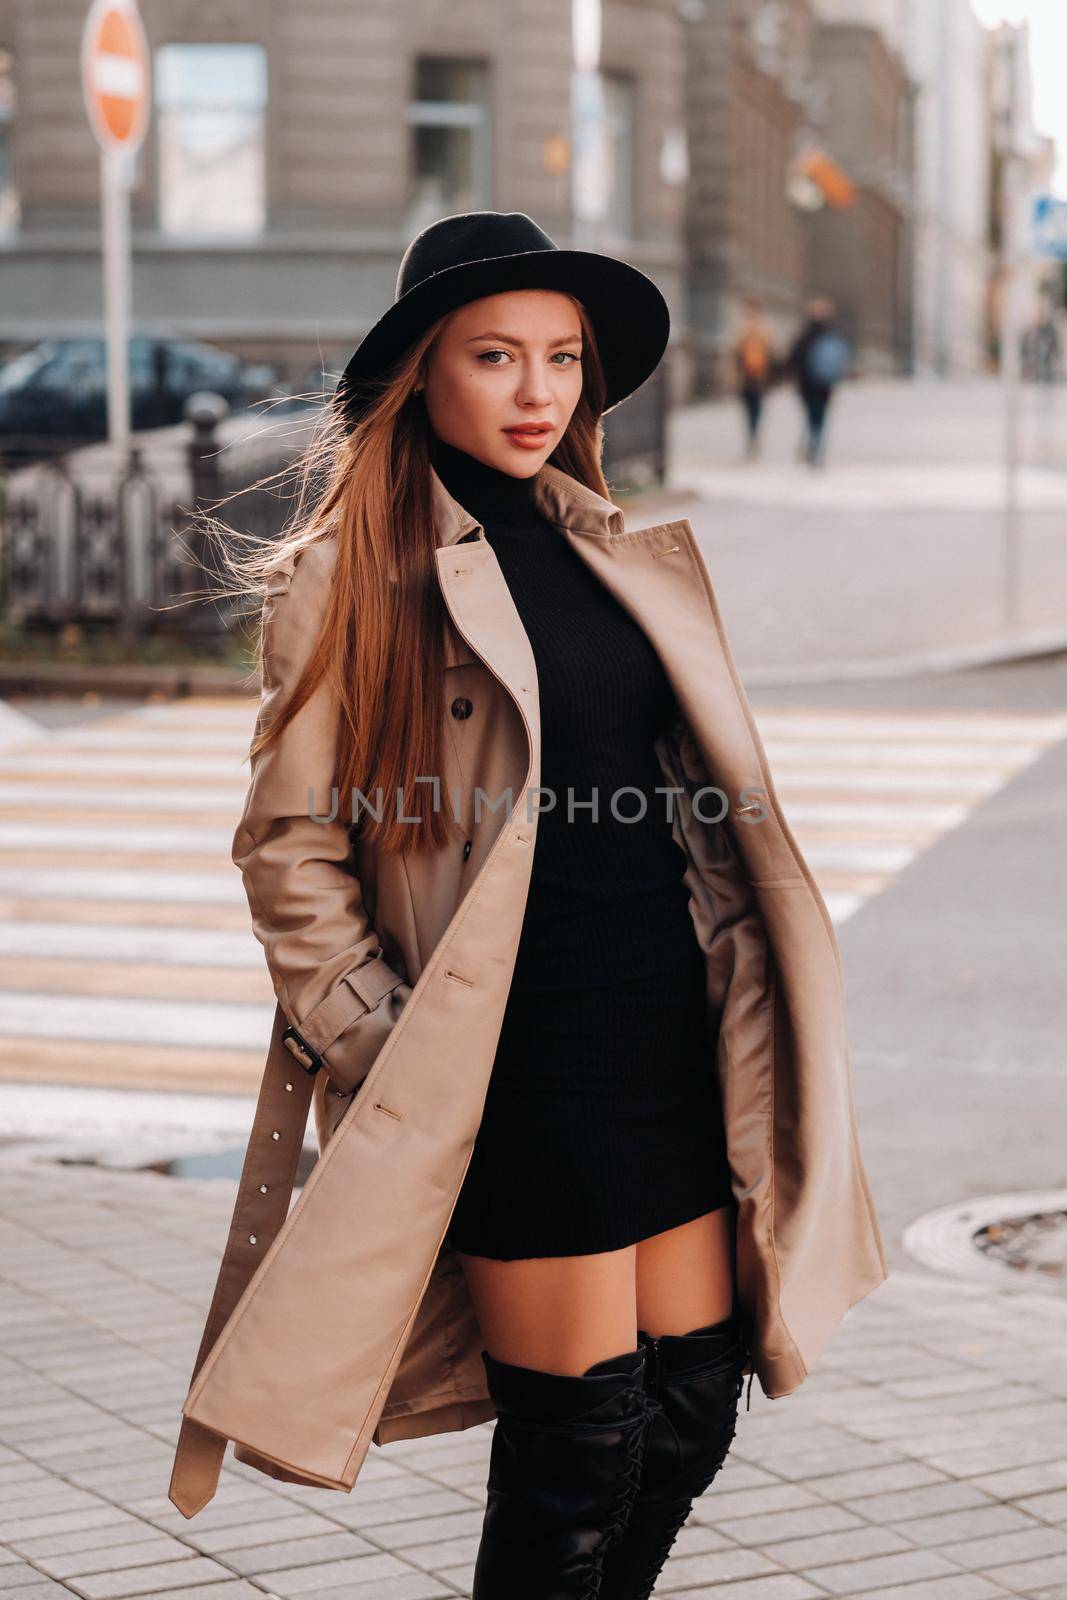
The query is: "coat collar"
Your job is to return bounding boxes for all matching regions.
[430,459,626,547]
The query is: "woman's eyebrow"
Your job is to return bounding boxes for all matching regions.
[464,331,582,347]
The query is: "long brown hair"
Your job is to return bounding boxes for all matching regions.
[219,294,610,857]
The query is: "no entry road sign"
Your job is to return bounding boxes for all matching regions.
[81,0,151,450]
[81,0,150,154]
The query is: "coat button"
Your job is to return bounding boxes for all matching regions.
[463,838,472,861]
[451,696,473,720]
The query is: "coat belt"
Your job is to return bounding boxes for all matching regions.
[168,953,406,1517]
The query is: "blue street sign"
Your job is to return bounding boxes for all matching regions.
[1031,195,1067,261]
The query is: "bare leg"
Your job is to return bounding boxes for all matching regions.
[635,1203,736,1335]
[597,1206,743,1599]
[456,1244,639,1375]
[460,1244,648,1594]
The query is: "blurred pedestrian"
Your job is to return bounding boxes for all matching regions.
[733,296,775,458]
[1022,310,1062,385]
[786,296,851,466]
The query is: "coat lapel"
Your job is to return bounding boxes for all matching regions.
[430,457,794,884]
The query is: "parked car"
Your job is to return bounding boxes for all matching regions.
[0,335,277,462]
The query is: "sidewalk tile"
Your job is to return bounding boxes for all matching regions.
[363,1511,486,1549]
[296,1578,453,1600]
[260,1551,426,1595]
[12,1524,162,1563]
[831,1580,1011,1600]
[974,1462,1067,1500]
[710,1503,862,1546]
[939,1526,1067,1571]
[34,1538,197,1582]
[693,1484,821,1522]
[754,1525,913,1567]
[183,1514,343,1556]
[1017,1491,1067,1525]
[393,1534,481,1571]
[982,1552,1067,1591]
[0,1583,78,1600]
[656,1575,824,1599]
[638,1544,781,1588]
[216,1532,375,1576]
[841,1481,994,1521]
[65,1557,235,1599]
[122,1586,264,1600]
[892,1504,1038,1545]
[800,1548,962,1593]
[805,1461,946,1500]
[1,1508,130,1546]
[768,1442,912,1481]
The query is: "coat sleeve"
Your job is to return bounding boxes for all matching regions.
[232,538,413,1093]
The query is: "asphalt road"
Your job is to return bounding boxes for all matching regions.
[748,655,1067,1271]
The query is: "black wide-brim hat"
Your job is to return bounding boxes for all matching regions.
[333,210,670,430]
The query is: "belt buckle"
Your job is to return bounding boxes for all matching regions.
[281,1025,323,1076]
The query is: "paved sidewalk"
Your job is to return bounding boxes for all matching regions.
[3,1158,1067,1600]
[664,380,1067,682]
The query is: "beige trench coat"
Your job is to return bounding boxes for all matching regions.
[168,461,889,1519]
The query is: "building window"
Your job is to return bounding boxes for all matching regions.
[0,49,17,232]
[602,71,636,239]
[408,57,490,233]
[155,42,267,236]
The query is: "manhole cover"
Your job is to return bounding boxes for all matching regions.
[904,1189,1067,1293]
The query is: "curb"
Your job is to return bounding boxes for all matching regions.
[2,624,1065,702]
[0,660,253,698]
[740,624,1067,689]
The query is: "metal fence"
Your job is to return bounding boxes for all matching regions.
[0,375,667,632]
[2,449,197,621]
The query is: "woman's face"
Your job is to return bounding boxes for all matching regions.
[421,289,585,477]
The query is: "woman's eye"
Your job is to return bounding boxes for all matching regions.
[475,349,582,366]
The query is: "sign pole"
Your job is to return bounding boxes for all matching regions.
[1002,149,1022,634]
[82,0,150,457]
[101,145,132,451]
[992,24,1027,638]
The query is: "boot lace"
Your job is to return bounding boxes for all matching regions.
[624,1371,744,1598]
[578,1387,657,1599]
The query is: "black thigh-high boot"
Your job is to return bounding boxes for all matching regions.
[471,1343,653,1600]
[596,1311,749,1600]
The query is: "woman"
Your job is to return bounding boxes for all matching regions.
[733,294,775,458]
[168,212,888,1598]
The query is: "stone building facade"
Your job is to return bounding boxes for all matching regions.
[817,0,992,376]
[0,0,689,395]
[683,0,818,393]
[804,20,912,372]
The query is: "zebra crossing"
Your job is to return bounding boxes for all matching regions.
[0,696,1064,1117]
[755,707,1067,923]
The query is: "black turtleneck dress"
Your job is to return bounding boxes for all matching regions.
[432,438,732,1261]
